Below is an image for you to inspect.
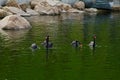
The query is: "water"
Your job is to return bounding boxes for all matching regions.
[0,12,120,80]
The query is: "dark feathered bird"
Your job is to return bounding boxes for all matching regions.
[71,40,82,48]
[30,43,38,51]
[42,36,53,49]
[89,35,96,49]
[41,41,53,49]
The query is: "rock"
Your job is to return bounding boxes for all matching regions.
[0,15,31,30]
[73,1,85,10]
[30,0,59,9]
[33,0,85,15]
[26,8,39,16]
[112,7,120,11]
[6,0,29,12]
[0,9,13,18]
[6,0,20,8]
[57,3,72,11]
[19,3,28,12]
[46,0,60,6]
[3,7,30,17]
[6,11,13,15]
[85,8,98,13]
[34,1,60,15]
[0,9,8,18]
[67,8,84,13]
[46,6,60,15]
[30,0,42,9]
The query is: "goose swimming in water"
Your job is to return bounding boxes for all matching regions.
[42,40,53,49]
[89,35,96,49]
[71,40,82,48]
[42,36,53,49]
[30,43,38,51]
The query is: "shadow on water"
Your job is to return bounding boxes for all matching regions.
[91,46,96,56]
[45,48,53,61]
[46,49,49,61]
[0,29,29,40]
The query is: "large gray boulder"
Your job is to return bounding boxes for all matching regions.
[0,15,31,30]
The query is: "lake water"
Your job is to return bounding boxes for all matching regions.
[0,12,120,80]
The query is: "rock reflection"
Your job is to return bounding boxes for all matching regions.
[26,15,60,24]
[60,13,84,20]
[0,29,29,40]
[26,13,84,25]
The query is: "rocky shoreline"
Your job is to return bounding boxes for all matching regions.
[0,0,119,30]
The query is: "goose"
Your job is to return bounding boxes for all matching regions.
[71,40,82,48]
[42,40,53,49]
[89,35,96,48]
[30,43,38,51]
[42,36,53,49]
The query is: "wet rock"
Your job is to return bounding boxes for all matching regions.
[85,8,98,13]
[0,15,31,30]
[112,7,120,11]
[73,1,85,10]
[67,8,84,13]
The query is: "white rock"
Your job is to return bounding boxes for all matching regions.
[67,8,84,13]
[26,8,39,16]
[46,0,60,6]
[0,9,8,18]
[85,8,98,13]
[3,7,30,17]
[0,15,31,30]
[30,0,43,9]
[34,1,60,15]
[56,2,72,11]
[73,1,85,10]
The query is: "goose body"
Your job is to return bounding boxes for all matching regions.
[71,40,82,48]
[89,35,96,49]
[30,43,38,51]
[42,41,53,49]
[42,36,53,49]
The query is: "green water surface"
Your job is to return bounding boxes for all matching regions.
[0,12,120,80]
